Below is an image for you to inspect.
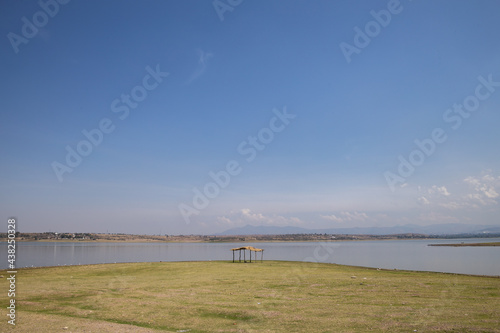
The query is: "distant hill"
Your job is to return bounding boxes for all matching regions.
[217,223,500,236]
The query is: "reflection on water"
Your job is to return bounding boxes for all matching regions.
[1,238,499,275]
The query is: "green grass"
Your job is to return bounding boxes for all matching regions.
[1,261,499,332]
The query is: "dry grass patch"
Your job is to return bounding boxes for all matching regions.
[1,261,499,332]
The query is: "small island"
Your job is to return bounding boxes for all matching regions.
[429,242,500,247]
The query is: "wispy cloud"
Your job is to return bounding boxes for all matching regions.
[418,185,450,206]
[429,185,450,196]
[418,212,460,223]
[320,211,368,223]
[417,196,430,205]
[464,174,499,198]
[416,171,500,210]
[216,208,303,227]
[185,49,214,85]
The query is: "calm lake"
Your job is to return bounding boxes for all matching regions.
[2,238,500,276]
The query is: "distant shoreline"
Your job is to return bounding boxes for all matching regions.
[428,242,500,247]
[2,232,500,244]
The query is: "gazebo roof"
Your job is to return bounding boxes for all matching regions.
[231,246,263,252]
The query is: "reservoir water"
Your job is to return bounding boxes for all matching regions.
[2,238,499,276]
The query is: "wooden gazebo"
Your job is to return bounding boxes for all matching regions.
[231,246,264,263]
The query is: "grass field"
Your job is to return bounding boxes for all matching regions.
[1,261,499,332]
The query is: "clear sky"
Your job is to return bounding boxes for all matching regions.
[1,0,499,235]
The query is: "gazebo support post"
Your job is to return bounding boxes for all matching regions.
[231,246,264,263]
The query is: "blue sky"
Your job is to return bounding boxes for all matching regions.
[1,0,499,235]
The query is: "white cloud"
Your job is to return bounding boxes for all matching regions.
[484,187,499,198]
[320,211,368,223]
[415,172,500,210]
[217,209,303,227]
[438,201,461,210]
[198,49,213,66]
[418,212,459,223]
[417,196,430,205]
[343,211,368,220]
[463,172,500,206]
[429,185,450,196]
[216,216,232,225]
[240,208,265,221]
[185,49,214,85]
[320,214,343,222]
[416,185,451,207]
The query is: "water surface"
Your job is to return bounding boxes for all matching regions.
[2,238,499,275]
